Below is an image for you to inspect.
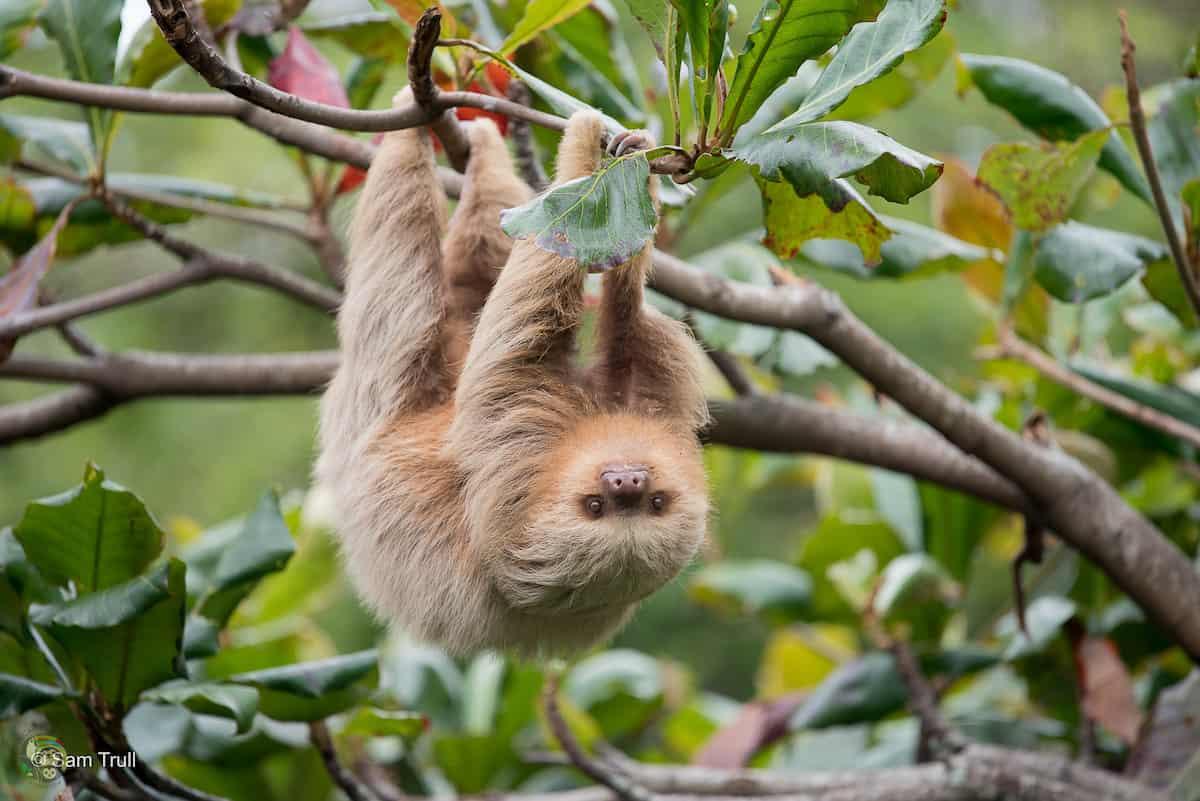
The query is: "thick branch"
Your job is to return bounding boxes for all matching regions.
[649,250,1200,663]
[1119,12,1200,319]
[708,394,1029,513]
[984,327,1200,450]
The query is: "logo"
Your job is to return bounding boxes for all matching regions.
[20,735,67,784]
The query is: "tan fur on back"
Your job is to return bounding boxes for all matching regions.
[317,102,710,657]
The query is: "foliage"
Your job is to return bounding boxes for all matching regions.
[3,0,1200,798]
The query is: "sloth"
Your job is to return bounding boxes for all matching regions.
[317,93,709,656]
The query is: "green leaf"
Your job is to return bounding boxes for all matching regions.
[31,559,187,711]
[116,0,239,87]
[301,12,407,60]
[872,553,951,616]
[774,330,837,375]
[1183,178,1200,244]
[720,0,860,137]
[1033,221,1166,303]
[977,128,1108,232]
[790,652,907,729]
[798,513,904,620]
[39,0,122,157]
[564,649,663,739]
[870,468,922,551]
[829,28,954,120]
[0,0,42,59]
[1069,362,1200,429]
[619,0,673,63]
[143,681,260,733]
[0,673,65,718]
[998,595,1076,659]
[230,650,378,721]
[433,733,511,793]
[345,57,388,109]
[501,152,657,271]
[501,0,591,54]
[194,490,295,626]
[474,47,624,134]
[767,0,946,129]
[689,559,812,624]
[795,216,993,279]
[959,53,1152,204]
[15,464,163,593]
[545,8,646,125]
[759,176,890,265]
[0,113,93,173]
[343,706,428,738]
[1146,79,1200,230]
[734,120,943,204]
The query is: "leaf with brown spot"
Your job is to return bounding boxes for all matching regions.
[931,157,1010,300]
[0,201,76,361]
[1071,633,1144,746]
[977,129,1108,233]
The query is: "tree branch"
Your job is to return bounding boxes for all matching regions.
[309,720,379,801]
[407,8,469,172]
[1118,11,1200,319]
[648,250,1200,663]
[981,326,1200,450]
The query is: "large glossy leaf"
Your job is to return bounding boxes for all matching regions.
[719,0,860,137]
[734,120,943,204]
[766,0,946,129]
[1146,79,1200,229]
[501,152,657,270]
[759,176,890,265]
[501,0,591,54]
[39,0,122,155]
[798,513,904,620]
[997,595,1076,659]
[795,216,993,279]
[829,29,954,121]
[620,0,673,63]
[872,553,952,617]
[0,0,42,59]
[545,7,646,125]
[1069,362,1200,429]
[977,128,1108,232]
[192,490,296,626]
[143,681,260,733]
[31,559,187,710]
[0,673,65,718]
[1033,221,1165,303]
[870,469,922,551]
[959,54,1152,204]
[230,650,378,721]
[689,560,812,625]
[14,464,163,593]
[434,733,512,793]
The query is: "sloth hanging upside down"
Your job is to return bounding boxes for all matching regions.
[316,90,710,657]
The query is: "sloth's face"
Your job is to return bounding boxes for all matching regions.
[487,414,708,617]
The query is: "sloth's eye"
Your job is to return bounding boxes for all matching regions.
[650,493,666,512]
[584,496,604,517]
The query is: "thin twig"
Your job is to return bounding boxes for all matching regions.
[407,8,470,171]
[982,326,1200,450]
[543,673,658,801]
[1118,11,1200,319]
[506,80,549,191]
[705,349,758,396]
[309,720,379,801]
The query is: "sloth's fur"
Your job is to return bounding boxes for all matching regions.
[317,97,709,656]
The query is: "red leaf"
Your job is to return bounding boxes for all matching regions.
[0,202,76,361]
[484,61,510,93]
[1072,634,1144,745]
[454,83,509,135]
[693,693,805,769]
[268,27,350,109]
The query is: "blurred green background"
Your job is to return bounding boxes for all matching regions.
[1,0,1196,699]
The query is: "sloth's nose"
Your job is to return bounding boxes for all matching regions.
[601,468,649,505]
